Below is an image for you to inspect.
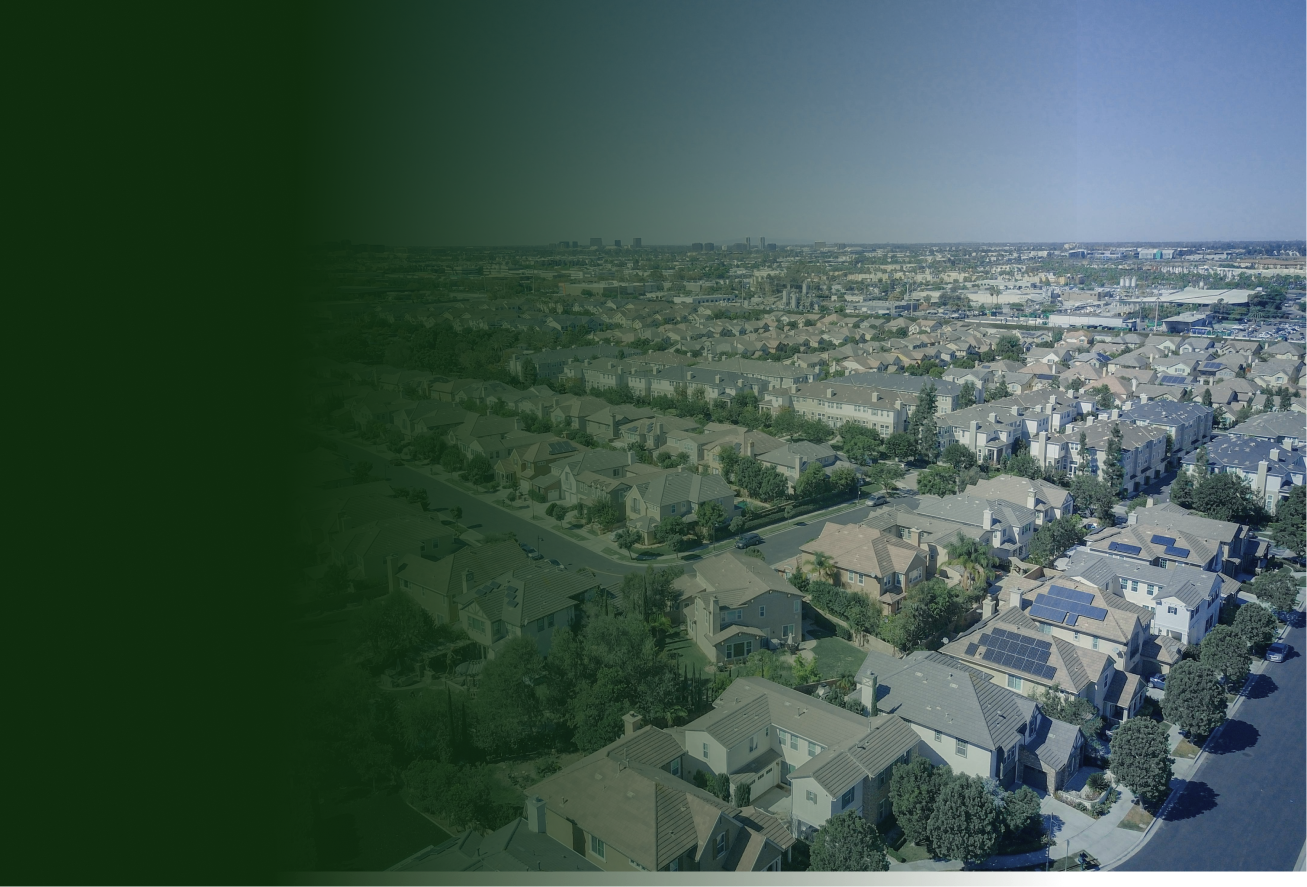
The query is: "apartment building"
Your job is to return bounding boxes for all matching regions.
[1179,435,1305,515]
[1120,400,1215,458]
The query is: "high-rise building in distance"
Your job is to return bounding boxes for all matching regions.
[632,237,642,248]
[590,237,602,247]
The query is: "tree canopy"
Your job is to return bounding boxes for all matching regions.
[1109,717,1174,803]
[889,758,952,851]
[1161,659,1227,740]
[927,774,1002,863]
[1199,624,1252,689]
[809,810,890,871]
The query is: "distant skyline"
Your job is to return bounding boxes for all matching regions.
[308,1,1306,246]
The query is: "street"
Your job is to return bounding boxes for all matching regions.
[334,440,642,583]
[1116,616,1307,871]
[752,500,899,566]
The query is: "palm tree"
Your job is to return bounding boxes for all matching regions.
[945,537,996,593]
[810,550,838,584]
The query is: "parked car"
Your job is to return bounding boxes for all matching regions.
[866,493,888,506]
[528,550,543,560]
[1148,673,1166,689]
[519,543,533,553]
[548,558,565,570]
[1266,642,1289,662]
[735,532,764,549]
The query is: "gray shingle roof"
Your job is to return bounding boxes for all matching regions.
[689,678,871,750]
[789,714,921,795]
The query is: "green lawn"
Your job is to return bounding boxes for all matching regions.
[810,637,867,677]
[664,630,714,674]
[1173,739,1201,758]
[889,842,933,863]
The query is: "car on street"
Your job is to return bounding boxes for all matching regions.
[519,543,534,553]
[866,493,888,506]
[735,532,765,549]
[1266,642,1289,662]
[1148,673,1166,689]
[548,558,564,570]
[528,550,543,560]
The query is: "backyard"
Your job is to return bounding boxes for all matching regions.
[808,636,869,678]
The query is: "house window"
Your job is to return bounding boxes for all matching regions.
[536,618,545,632]
[1167,606,1178,615]
[758,605,766,618]
[1092,637,1099,650]
[879,797,892,821]
[934,730,942,742]
[715,832,727,858]
[669,859,679,872]
[1147,585,1155,597]
[955,739,967,758]
[749,736,758,753]
[1007,674,1023,691]
[790,734,798,750]
[703,743,709,759]
[808,741,819,757]
[847,570,856,582]
[547,613,555,628]
[841,787,855,808]
[590,835,606,859]
[1038,623,1052,635]
[783,623,795,638]
[877,769,889,788]
[794,600,802,613]
[806,790,817,804]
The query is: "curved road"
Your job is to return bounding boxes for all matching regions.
[1116,616,1306,871]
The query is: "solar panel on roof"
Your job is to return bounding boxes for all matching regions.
[964,643,979,657]
[1164,546,1191,558]
[978,633,992,647]
[1048,585,1097,606]
[1037,663,1058,680]
[1033,648,1051,663]
[1065,613,1079,627]
[1031,637,1052,652]
[1150,535,1176,546]
[982,648,1001,665]
[1108,541,1143,555]
[1030,603,1068,623]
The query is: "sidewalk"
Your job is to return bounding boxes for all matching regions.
[966,785,1138,871]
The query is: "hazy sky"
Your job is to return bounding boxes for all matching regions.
[309,1,1305,246]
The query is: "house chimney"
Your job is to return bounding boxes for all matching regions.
[386,554,399,594]
[988,412,998,423]
[1086,414,1094,426]
[859,673,879,710]
[870,390,880,401]
[746,439,755,458]
[1111,408,1120,420]
[1026,491,1037,510]
[1255,460,1269,496]
[628,449,636,465]
[827,388,836,398]
[1140,393,1149,403]
[526,796,548,833]
[1271,447,1282,462]
[983,596,996,619]
[623,711,645,736]
[462,568,475,595]
[1009,586,1024,612]
[983,508,994,530]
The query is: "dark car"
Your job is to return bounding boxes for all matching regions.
[528,550,543,560]
[735,532,764,549]
[548,558,565,570]
[1266,642,1289,662]
[1148,673,1166,689]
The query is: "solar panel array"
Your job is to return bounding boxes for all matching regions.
[1163,545,1191,558]
[1150,534,1176,546]
[1033,585,1109,623]
[977,628,1056,680]
[1108,541,1142,555]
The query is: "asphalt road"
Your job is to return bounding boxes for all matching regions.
[1117,615,1307,871]
[334,440,642,584]
[753,500,903,567]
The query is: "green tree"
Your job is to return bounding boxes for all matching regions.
[941,442,977,471]
[1200,386,1213,407]
[472,635,544,758]
[795,461,832,499]
[695,500,726,542]
[1169,466,1196,509]
[1200,624,1252,688]
[1161,659,1227,740]
[1034,685,1103,741]
[809,550,838,584]
[615,527,641,558]
[1232,602,1278,654]
[1000,786,1044,846]
[810,810,890,871]
[830,465,858,496]
[359,592,437,670]
[909,382,940,463]
[1192,472,1263,524]
[1028,514,1089,567]
[792,651,822,684]
[1102,423,1125,495]
[884,432,919,462]
[1108,717,1174,804]
[1270,485,1306,557]
[519,357,537,386]
[351,460,374,484]
[1004,452,1043,480]
[890,758,952,851]
[1246,567,1301,613]
[944,536,996,593]
[917,464,960,497]
[654,515,688,549]
[958,381,977,408]
[927,774,1002,863]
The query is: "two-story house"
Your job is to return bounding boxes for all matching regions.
[1127,506,1259,576]
[683,678,924,840]
[905,495,1038,561]
[1061,550,1233,647]
[1179,435,1305,516]
[456,564,603,658]
[679,551,806,662]
[1120,400,1214,459]
[530,719,793,872]
[1035,414,1170,493]
[965,476,1074,526]
[625,470,735,543]
[781,523,926,615]
[757,441,844,491]
[856,648,1086,794]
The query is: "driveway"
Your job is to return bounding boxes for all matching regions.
[1116,615,1306,871]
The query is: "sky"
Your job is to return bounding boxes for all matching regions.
[307,0,1306,246]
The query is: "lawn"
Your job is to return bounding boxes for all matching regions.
[810,637,867,677]
[1173,739,1202,758]
[1117,804,1155,832]
[664,630,714,674]
[888,842,933,864]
